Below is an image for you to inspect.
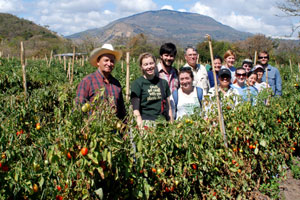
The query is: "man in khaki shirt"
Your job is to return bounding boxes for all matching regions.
[183,46,210,95]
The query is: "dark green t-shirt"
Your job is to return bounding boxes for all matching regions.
[131,76,170,120]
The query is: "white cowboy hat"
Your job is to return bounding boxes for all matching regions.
[89,44,122,67]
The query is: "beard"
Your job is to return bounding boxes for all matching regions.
[161,59,173,68]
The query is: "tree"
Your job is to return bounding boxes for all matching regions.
[234,34,274,59]
[277,0,300,37]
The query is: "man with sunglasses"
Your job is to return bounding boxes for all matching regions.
[258,51,282,96]
[232,67,257,105]
[183,46,210,95]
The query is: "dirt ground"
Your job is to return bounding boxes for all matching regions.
[279,169,300,200]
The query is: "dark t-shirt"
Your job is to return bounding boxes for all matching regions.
[131,76,170,120]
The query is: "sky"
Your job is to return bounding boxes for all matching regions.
[0,0,299,39]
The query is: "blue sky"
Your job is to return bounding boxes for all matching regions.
[1,0,299,39]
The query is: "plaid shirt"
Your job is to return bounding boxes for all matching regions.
[76,69,126,120]
[157,62,179,93]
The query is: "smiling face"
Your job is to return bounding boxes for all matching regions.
[213,58,222,72]
[255,68,264,81]
[243,63,252,73]
[97,54,116,75]
[224,55,235,68]
[179,71,193,92]
[235,68,247,85]
[258,52,269,65]
[184,48,198,68]
[141,56,156,78]
[247,73,258,86]
[219,74,231,88]
[161,53,175,68]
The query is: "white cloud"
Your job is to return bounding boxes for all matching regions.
[190,2,215,18]
[0,0,23,13]
[178,9,187,12]
[161,5,174,10]
[117,0,156,12]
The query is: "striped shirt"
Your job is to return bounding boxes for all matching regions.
[76,69,126,120]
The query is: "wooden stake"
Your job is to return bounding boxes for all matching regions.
[48,50,53,67]
[298,63,300,73]
[67,61,71,80]
[20,41,27,98]
[70,46,75,84]
[205,34,228,148]
[63,56,66,71]
[254,51,257,65]
[125,52,130,101]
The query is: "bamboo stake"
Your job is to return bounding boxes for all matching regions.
[298,63,300,73]
[206,34,228,148]
[48,50,53,67]
[70,46,75,84]
[64,56,66,71]
[67,62,71,80]
[254,51,257,65]
[20,41,27,98]
[289,59,293,73]
[125,52,130,101]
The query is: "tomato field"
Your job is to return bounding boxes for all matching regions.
[0,57,300,199]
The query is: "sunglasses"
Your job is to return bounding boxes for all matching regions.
[236,73,246,77]
[258,56,269,59]
[179,67,192,72]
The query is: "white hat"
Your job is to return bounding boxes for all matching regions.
[89,44,122,67]
[253,64,264,71]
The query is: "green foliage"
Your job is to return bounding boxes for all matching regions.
[0,57,300,199]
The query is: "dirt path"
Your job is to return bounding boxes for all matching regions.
[280,169,300,200]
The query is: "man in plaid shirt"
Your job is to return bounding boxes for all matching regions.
[156,43,179,93]
[76,44,126,120]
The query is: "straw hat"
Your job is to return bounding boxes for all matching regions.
[89,44,122,67]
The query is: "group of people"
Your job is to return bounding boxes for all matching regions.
[76,43,282,127]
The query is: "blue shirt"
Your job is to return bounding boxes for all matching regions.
[262,64,282,96]
[231,84,258,105]
[208,71,219,88]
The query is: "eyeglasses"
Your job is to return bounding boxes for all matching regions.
[179,67,192,72]
[236,73,246,77]
[258,56,268,59]
[219,76,231,80]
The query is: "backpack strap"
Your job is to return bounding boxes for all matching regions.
[196,87,203,107]
[172,89,179,107]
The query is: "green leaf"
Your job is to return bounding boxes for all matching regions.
[254,148,259,155]
[137,140,142,152]
[260,140,267,147]
[88,153,99,165]
[95,188,103,200]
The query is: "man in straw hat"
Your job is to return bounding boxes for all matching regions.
[76,44,126,120]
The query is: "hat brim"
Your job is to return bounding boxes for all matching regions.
[89,48,122,67]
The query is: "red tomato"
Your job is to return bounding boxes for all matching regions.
[56,195,63,200]
[67,152,72,159]
[57,185,61,191]
[81,147,88,156]
[2,165,9,172]
[191,164,197,170]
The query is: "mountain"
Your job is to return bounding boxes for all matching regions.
[67,10,253,46]
[0,13,70,57]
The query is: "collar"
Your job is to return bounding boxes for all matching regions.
[97,69,111,84]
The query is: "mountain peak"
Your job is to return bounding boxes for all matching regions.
[67,9,252,46]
